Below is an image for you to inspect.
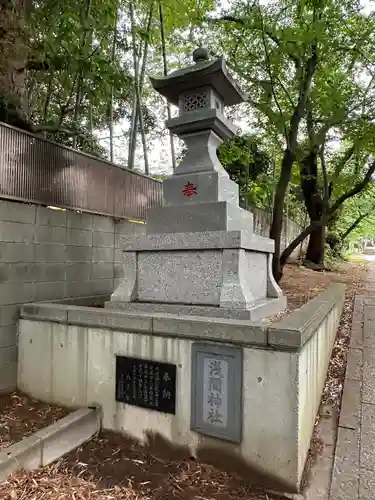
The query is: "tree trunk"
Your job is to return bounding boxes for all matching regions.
[270,44,318,283]
[305,224,325,268]
[72,0,92,149]
[270,148,294,282]
[129,2,149,174]
[340,211,372,243]
[128,3,152,171]
[108,5,118,163]
[159,1,176,170]
[300,148,326,268]
[42,73,53,123]
[0,0,30,129]
[279,159,375,271]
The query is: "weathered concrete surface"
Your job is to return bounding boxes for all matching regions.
[360,403,375,470]
[0,198,306,392]
[17,283,344,492]
[301,404,337,500]
[330,265,375,500]
[359,469,375,500]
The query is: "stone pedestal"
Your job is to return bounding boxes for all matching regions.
[108,228,285,320]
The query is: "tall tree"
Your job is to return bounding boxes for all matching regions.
[210,0,375,280]
[0,0,30,128]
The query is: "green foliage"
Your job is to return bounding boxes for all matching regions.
[218,134,274,209]
[2,0,374,238]
[27,0,132,152]
[206,0,375,266]
[22,0,214,160]
[324,243,341,271]
[334,187,375,244]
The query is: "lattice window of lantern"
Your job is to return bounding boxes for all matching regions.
[183,92,208,112]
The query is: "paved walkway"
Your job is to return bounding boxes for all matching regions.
[330,265,375,499]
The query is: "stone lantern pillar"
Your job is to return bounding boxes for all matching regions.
[108,48,286,320]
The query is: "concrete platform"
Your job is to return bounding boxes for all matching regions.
[17,283,345,492]
[106,296,287,321]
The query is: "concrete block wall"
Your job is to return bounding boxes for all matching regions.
[0,197,306,393]
[0,199,145,392]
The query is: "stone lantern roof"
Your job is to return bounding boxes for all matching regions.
[149,49,247,107]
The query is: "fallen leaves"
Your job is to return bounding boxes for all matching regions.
[0,392,71,449]
[320,262,366,411]
[0,454,287,500]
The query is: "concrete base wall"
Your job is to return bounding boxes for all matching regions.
[17,284,345,491]
[297,294,344,478]
[17,319,297,487]
[0,199,144,391]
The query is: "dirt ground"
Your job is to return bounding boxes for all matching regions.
[1,432,286,499]
[0,261,367,500]
[0,392,71,448]
[277,260,366,317]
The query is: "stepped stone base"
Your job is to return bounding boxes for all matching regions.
[147,201,254,234]
[106,295,287,321]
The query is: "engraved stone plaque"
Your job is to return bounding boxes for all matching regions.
[191,343,242,442]
[115,356,176,414]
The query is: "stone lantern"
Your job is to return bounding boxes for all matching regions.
[108,48,286,320]
[147,47,246,230]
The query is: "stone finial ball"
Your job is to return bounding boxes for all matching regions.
[193,47,209,63]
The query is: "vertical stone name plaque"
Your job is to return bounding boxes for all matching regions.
[191,343,242,443]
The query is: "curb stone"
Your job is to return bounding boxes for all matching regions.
[0,406,101,481]
[329,296,364,500]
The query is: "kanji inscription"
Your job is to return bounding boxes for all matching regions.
[182,182,197,197]
[202,357,228,428]
[115,356,176,414]
[191,343,242,443]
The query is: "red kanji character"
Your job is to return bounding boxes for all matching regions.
[183,182,197,197]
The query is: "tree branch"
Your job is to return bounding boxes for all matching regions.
[257,2,287,138]
[27,56,66,71]
[206,15,301,68]
[320,139,329,212]
[340,209,374,242]
[32,124,85,136]
[280,159,375,267]
[329,160,375,215]
[332,145,356,180]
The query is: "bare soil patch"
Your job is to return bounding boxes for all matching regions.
[1,431,286,499]
[281,261,365,312]
[263,261,367,323]
[0,391,71,449]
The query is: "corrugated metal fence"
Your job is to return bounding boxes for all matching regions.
[0,122,305,256]
[0,122,162,221]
